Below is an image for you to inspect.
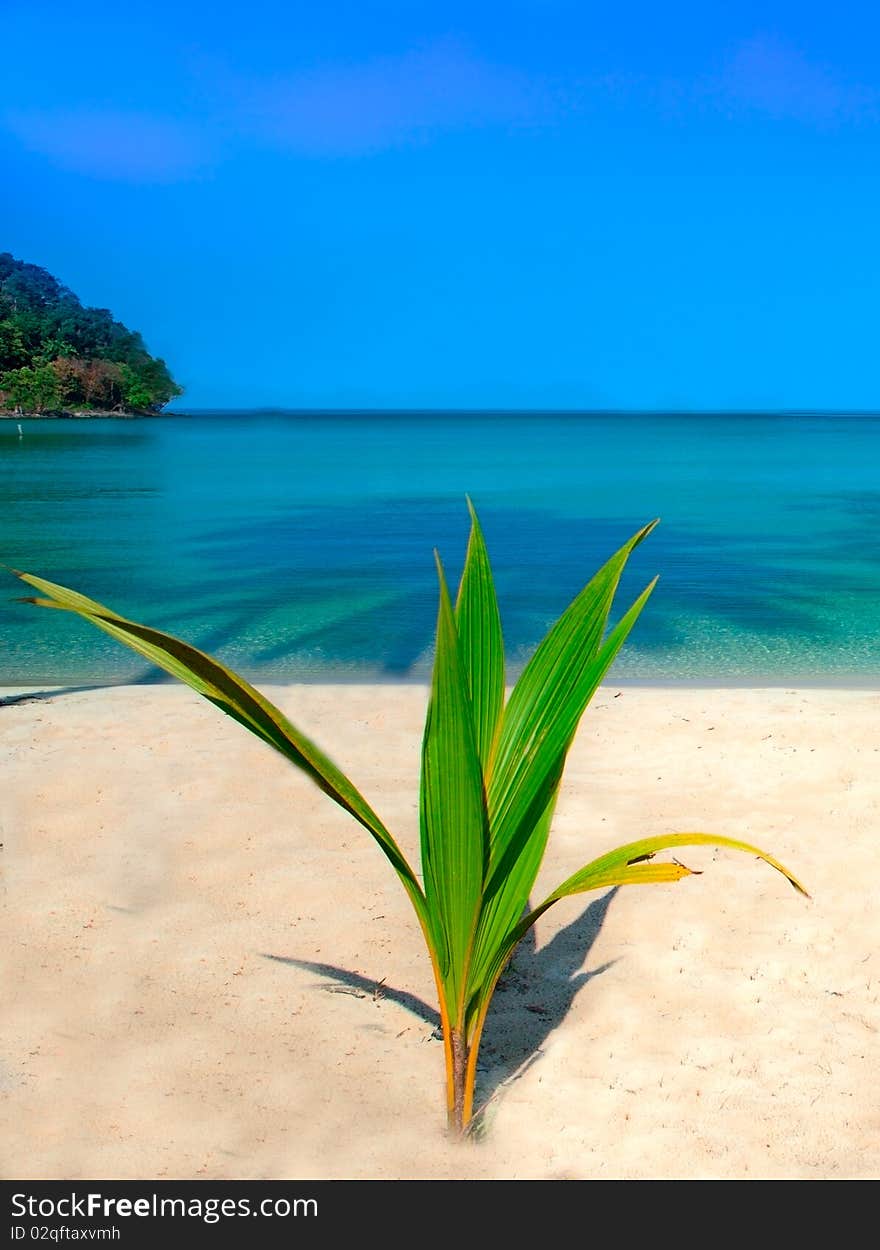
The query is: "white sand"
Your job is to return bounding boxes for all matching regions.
[2,682,878,1179]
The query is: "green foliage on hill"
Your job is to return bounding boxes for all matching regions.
[0,252,182,414]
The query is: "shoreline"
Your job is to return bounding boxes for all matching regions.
[5,671,880,696]
[2,680,878,1179]
[0,409,156,420]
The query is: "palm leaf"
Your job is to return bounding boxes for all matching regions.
[487,520,658,844]
[465,573,658,1017]
[11,568,427,919]
[454,498,504,772]
[468,831,808,1057]
[543,831,810,903]
[420,554,489,1018]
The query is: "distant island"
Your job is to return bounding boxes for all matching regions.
[0,251,182,417]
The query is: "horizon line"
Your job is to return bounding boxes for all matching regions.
[165,405,880,417]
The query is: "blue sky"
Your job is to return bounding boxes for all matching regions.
[2,0,878,409]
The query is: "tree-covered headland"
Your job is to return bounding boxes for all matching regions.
[0,252,182,415]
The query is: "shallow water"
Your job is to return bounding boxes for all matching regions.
[2,410,879,685]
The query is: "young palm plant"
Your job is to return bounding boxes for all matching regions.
[9,502,807,1136]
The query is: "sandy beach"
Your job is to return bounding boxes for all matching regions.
[2,680,878,1180]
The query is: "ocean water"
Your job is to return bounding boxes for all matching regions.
[2,409,879,686]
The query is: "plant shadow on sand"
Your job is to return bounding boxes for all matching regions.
[262,887,617,1135]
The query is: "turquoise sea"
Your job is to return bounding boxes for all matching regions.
[2,410,879,686]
